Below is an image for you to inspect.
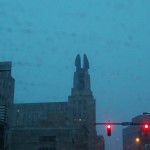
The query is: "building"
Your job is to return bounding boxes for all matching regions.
[4,54,104,150]
[95,135,105,150]
[0,62,15,150]
[123,114,150,150]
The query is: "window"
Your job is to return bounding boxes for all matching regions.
[39,136,56,150]
[39,136,56,142]
[39,147,56,150]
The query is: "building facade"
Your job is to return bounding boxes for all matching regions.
[0,62,15,150]
[95,135,105,150]
[123,114,150,150]
[4,54,103,150]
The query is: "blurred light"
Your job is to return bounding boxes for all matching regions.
[145,124,149,129]
[143,123,149,136]
[106,123,112,136]
[135,137,140,143]
[79,118,82,122]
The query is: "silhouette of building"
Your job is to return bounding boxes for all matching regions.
[3,54,104,150]
[95,135,105,150]
[0,62,15,150]
[123,114,150,150]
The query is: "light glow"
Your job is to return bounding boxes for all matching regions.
[145,124,149,129]
[135,137,140,143]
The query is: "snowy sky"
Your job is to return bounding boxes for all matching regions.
[0,0,150,149]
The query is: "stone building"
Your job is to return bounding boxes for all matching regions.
[4,54,103,150]
[123,114,150,150]
[0,62,15,150]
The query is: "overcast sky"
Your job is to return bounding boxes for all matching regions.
[0,0,150,149]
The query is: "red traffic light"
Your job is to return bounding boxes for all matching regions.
[144,124,149,129]
[143,123,149,136]
[106,123,112,136]
[107,124,111,129]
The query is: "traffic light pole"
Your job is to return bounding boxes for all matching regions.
[95,122,145,126]
[95,113,150,136]
[95,121,150,136]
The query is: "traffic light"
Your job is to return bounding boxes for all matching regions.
[106,123,112,136]
[143,123,149,136]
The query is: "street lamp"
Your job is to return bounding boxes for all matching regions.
[135,137,140,143]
